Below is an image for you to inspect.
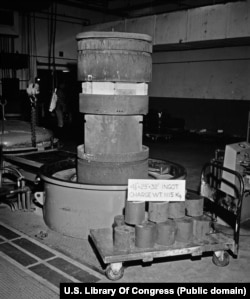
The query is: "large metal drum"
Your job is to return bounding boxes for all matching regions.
[76,31,152,82]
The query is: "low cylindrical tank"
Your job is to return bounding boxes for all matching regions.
[39,159,126,239]
[38,158,186,239]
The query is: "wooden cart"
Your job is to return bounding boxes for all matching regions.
[90,162,244,281]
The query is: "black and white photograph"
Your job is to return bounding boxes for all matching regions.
[0,0,249,297]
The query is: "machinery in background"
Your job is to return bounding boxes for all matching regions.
[0,84,57,210]
[0,119,54,153]
[221,142,250,194]
[221,141,250,223]
[200,141,250,226]
[1,81,56,153]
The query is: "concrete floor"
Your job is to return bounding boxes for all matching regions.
[1,132,250,298]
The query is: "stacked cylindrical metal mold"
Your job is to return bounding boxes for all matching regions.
[76,31,152,185]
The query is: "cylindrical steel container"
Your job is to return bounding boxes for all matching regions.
[125,201,145,225]
[192,215,212,241]
[113,215,125,228]
[76,31,152,82]
[135,221,156,248]
[114,225,135,251]
[148,201,169,223]
[185,191,204,217]
[155,220,176,246]
[175,217,194,243]
[168,201,186,219]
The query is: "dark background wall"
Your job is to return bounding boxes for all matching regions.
[148,97,249,138]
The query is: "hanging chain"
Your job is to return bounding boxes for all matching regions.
[30,94,37,148]
[26,82,40,148]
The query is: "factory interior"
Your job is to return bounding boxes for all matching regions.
[0,0,250,297]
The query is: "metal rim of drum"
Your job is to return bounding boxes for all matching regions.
[77,144,149,163]
[77,41,152,52]
[76,31,152,43]
[148,158,187,179]
[39,159,128,191]
[79,94,149,115]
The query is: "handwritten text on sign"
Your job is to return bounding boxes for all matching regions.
[128,179,186,202]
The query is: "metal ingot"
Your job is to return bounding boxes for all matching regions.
[76,31,152,82]
[135,221,156,248]
[193,215,212,240]
[168,201,186,219]
[148,201,169,223]
[175,217,194,243]
[77,158,148,185]
[155,220,176,246]
[114,225,135,251]
[125,201,145,225]
[185,192,204,217]
[79,94,148,115]
[113,215,125,228]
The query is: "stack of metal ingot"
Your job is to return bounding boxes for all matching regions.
[76,31,152,185]
[113,191,211,251]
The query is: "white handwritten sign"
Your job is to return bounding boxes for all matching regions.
[127,179,186,202]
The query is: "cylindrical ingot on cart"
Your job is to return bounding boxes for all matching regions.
[79,94,149,115]
[135,221,156,248]
[77,144,149,163]
[155,220,176,246]
[113,215,125,228]
[77,158,148,185]
[185,192,204,217]
[168,201,186,219]
[193,215,212,240]
[76,31,152,82]
[148,201,169,223]
[114,225,135,251]
[175,217,194,243]
[112,214,125,239]
[125,201,145,225]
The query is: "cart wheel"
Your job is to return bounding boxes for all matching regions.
[212,251,230,267]
[106,263,124,281]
